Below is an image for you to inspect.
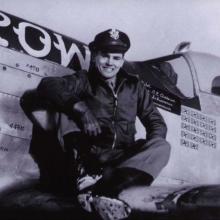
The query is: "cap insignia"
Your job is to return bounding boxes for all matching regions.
[109,29,119,40]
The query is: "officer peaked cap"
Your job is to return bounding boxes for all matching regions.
[89,29,130,53]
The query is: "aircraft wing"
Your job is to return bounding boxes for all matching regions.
[0,182,220,220]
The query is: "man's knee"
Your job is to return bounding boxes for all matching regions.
[137,138,171,178]
[143,137,171,160]
[157,139,171,163]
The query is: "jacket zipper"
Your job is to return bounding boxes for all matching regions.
[110,79,126,149]
[112,92,117,149]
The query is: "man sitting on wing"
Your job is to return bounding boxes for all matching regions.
[21,28,171,220]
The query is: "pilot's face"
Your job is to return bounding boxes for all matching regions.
[94,52,125,79]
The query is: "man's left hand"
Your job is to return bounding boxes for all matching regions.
[73,101,101,136]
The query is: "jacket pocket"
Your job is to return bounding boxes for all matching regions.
[127,122,136,135]
[117,122,136,145]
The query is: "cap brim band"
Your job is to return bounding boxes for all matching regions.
[89,42,128,53]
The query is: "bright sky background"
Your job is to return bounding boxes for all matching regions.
[1,0,220,61]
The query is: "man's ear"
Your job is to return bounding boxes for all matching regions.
[120,56,125,67]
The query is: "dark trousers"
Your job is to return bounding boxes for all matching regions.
[30,127,77,194]
[64,132,171,196]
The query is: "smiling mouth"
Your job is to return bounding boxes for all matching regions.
[102,66,115,72]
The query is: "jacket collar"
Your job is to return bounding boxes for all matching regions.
[88,66,139,94]
[118,67,139,82]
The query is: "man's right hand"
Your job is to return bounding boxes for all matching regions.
[73,101,101,136]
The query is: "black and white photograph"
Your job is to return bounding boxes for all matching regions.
[0,1,220,220]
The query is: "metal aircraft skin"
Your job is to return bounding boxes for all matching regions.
[0,10,220,220]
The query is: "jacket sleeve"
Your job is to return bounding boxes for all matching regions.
[137,81,167,139]
[36,70,91,115]
[20,89,58,131]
